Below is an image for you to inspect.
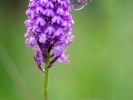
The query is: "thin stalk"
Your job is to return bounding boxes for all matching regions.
[43,57,50,100]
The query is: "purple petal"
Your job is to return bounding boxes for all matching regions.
[45,1,54,8]
[58,54,70,63]
[39,34,47,43]
[25,36,37,47]
[52,15,62,24]
[35,17,46,26]
[56,8,64,15]
[45,26,55,35]
[43,9,55,17]
[68,35,75,41]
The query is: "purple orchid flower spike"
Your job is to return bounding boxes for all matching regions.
[24,0,75,72]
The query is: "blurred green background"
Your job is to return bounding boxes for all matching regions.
[0,0,133,100]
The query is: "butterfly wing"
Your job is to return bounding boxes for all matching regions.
[70,0,91,10]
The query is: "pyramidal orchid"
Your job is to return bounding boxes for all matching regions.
[24,0,74,99]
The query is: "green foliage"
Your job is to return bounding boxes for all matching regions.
[0,0,133,100]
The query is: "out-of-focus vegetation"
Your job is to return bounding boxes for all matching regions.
[0,0,133,100]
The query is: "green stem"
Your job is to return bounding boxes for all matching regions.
[43,58,50,100]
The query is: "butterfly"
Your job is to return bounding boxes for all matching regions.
[70,0,91,10]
